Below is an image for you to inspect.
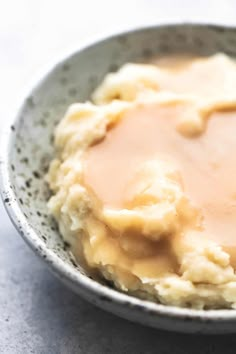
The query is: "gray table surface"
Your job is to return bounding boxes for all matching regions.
[2,200,236,353]
[2,1,236,353]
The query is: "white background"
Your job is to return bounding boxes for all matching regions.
[1,0,236,123]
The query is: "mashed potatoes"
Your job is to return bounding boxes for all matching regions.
[47,54,236,309]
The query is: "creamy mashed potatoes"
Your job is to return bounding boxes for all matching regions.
[47,54,236,309]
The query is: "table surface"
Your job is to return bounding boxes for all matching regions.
[1,1,236,353]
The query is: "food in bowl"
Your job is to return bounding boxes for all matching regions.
[47,53,236,309]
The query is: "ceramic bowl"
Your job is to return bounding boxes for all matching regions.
[2,24,236,334]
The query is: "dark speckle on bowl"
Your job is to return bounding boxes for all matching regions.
[99,295,112,303]
[68,87,77,97]
[43,111,50,118]
[175,32,186,42]
[70,257,78,268]
[26,96,35,109]
[21,157,29,164]
[39,119,47,127]
[211,25,226,33]
[108,63,119,72]
[193,37,204,48]
[25,179,32,188]
[33,171,41,179]
[142,48,153,58]
[63,241,70,251]
[49,133,54,145]
[62,63,70,71]
[59,77,68,85]
[158,43,170,53]
[88,75,98,88]
[117,36,128,45]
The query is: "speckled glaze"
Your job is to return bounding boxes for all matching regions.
[2,24,236,334]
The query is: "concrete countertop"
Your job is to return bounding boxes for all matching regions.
[1,1,236,352]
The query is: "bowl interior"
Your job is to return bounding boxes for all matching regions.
[4,23,236,303]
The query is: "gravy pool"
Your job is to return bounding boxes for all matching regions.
[84,55,236,266]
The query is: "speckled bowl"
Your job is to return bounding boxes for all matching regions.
[2,24,236,334]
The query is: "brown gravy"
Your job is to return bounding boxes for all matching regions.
[84,56,236,264]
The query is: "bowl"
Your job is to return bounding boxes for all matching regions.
[2,23,236,334]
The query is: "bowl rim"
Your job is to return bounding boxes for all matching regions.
[2,22,236,325]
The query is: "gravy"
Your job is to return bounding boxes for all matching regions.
[84,56,236,265]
